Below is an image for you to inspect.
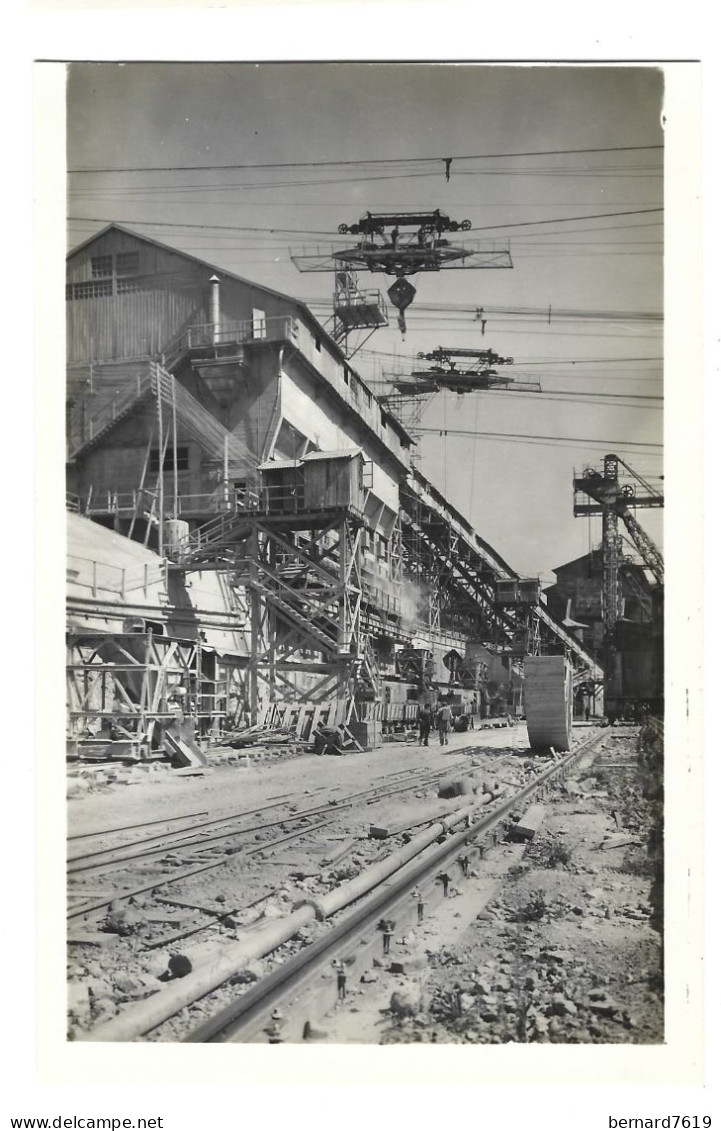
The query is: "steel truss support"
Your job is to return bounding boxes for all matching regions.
[234,512,398,724]
[400,500,512,643]
[400,484,603,688]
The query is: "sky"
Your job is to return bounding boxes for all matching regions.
[66,63,664,584]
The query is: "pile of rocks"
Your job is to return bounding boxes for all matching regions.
[415,946,648,1044]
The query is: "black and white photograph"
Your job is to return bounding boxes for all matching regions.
[52,57,701,1069]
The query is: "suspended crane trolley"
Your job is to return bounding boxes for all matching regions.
[389,345,542,396]
[291,210,513,334]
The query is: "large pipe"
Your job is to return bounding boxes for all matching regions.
[308,805,474,921]
[86,906,316,1042]
[84,803,473,1042]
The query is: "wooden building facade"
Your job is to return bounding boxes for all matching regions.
[67,225,411,542]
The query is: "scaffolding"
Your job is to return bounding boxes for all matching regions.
[66,631,223,759]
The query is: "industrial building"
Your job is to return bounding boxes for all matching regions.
[65,224,603,762]
[544,549,663,718]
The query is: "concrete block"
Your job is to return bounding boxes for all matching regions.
[602,834,639,851]
[510,803,545,841]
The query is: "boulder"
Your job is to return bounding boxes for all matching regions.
[262,903,285,920]
[113,974,160,1001]
[389,984,422,1017]
[229,958,265,985]
[103,907,146,936]
[459,992,476,1013]
[438,777,472,799]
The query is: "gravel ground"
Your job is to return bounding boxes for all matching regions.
[66,721,531,1040]
[314,725,664,1046]
[66,723,663,1045]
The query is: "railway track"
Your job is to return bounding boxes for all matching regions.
[74,728,604,1042]
[66,753,488,921]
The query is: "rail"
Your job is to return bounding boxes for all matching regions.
[182,727,603,1043]
[76,729,603,1042]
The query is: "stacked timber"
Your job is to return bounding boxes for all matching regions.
[208,724,297,749]
[524,655,573,752]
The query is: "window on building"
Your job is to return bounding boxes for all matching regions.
[252,308,267,339]
[69,279,113,299]
[116,275,152,294]
[91,255,113,278]
[343,366,350,385]
[116,252,140,276]
[314,334,322,353]
[149,446,189,473]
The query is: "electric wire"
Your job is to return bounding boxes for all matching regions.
[412,426,662,448]
[67,144,664,175]
[66,206,662,240]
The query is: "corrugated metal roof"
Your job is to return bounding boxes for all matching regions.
[258,458,302,471]
[303,447,362,462]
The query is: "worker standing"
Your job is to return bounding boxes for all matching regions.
[418,702,433,746]
[436,700,452,746]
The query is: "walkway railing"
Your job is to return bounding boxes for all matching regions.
[67,553,168,600]
[161,316,299,366]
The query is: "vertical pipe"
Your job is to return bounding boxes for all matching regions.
[223,435,229,511]
[156,372,164,556]
[209,275,220,345]
[172,377,178,520]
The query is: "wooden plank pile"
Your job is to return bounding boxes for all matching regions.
[206,700,365,759]
[216,723,298,749]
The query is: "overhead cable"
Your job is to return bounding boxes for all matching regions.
[413,426,662,448]
[68,144,664,175]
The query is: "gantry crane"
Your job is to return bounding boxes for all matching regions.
[573,453,664,717]
[292,209,513,335]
